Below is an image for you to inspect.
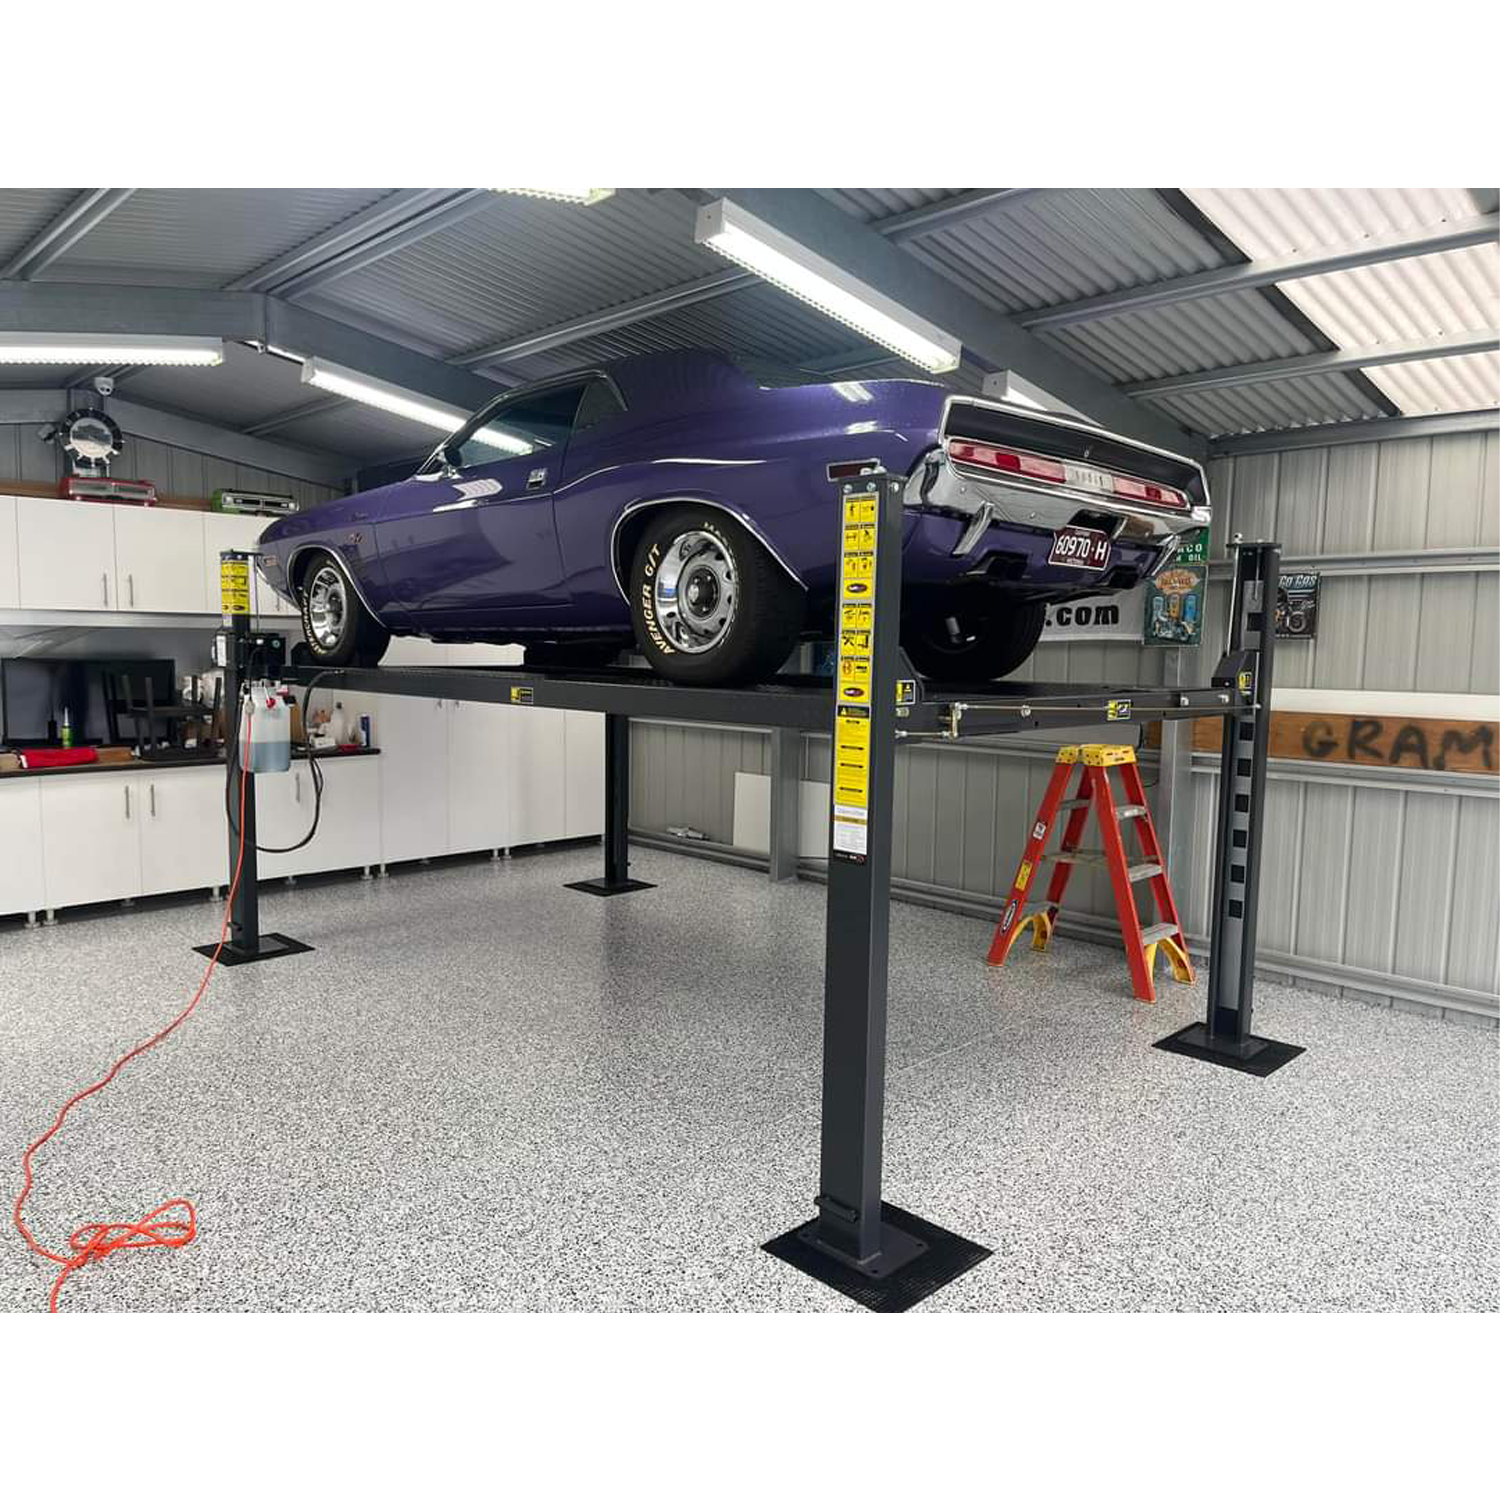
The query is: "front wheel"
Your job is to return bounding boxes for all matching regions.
[296,551,390,668]
[902,596,1046,682]
[629,508,803,685]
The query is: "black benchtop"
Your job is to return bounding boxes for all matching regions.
[0,746,380,780]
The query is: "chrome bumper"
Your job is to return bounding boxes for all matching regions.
[905,452,1210,566]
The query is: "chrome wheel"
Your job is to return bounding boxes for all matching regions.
[652,529,737,654]
[306,563,349,651]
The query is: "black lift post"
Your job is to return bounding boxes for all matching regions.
[762,471,992,1310]
[566,712,655,897]
[1155,540,1303,1076]
[194,550,311,966]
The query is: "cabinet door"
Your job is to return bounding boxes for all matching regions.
[15,496,118,611]
[377,692,450,863]
[563,711,604,838]
[203,513,288,617]
[508,706,568,847]
[0,780,45,917]
[0,496,20,608]
[447,698,514,853]
[38,773,143,909]
[140,766,229,896]
[115,506,207,614]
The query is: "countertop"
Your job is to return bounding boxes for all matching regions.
[0,746,380,780]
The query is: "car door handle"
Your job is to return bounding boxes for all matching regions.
[526,467,548,490]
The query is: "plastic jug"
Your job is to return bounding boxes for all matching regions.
[239,682,293,774]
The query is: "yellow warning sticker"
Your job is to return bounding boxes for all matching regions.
[510,686,534,705]
[220,559,250,616]
[833,489,880,858]
[843,522,877,553]
[1016,859,1033,891]
[838,655,871,688]
[844,496,877,526]
[840,601,872,632]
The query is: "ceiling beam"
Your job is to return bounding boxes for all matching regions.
[456,190,1043,372]
[265,190,496,299]
[1019,212,1500,332]
[1122,331,1500,399]
[1209,408,1498,457]
[242,394,352,437]
[456,268,751,366]
[875,188,1041,244]
[225,189,449,292]
[0,280,506,413]
[0,189,135,279]
[716,188,1199,453]
[0,388,352,485]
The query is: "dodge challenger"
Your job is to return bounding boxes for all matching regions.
[255,348,1209,685]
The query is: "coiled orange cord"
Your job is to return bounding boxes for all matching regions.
[12,720,252,1312]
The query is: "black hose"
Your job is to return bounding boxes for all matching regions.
[224,670,332,854]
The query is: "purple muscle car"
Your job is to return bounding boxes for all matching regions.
[255,348,1209,684]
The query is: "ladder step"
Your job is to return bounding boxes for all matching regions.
[1139,921,1181,945]
[1117,805,1149,819]
[1049,850,1162,882]
[1059,797,1093,809]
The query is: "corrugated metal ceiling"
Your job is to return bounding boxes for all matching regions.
[818,189,956,221]
[313,189,720,358]
[123,341,315,430]
[1186,187,1500,417]
[0,188,80,266]
[37,188,391,287]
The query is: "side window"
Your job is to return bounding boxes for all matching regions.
[453,382,589,468]
[573,377,627,434]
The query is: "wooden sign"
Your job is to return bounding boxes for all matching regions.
[1179,712,1497,774]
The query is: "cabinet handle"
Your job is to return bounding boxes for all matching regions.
[123,785,131,820]
[102,572,109,607]
[149,782,157,818]
[128,572,135,607]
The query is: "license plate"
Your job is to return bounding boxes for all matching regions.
[1049,526,1111,570]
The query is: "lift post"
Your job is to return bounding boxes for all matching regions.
[762,471,992,1310]
[566,712,654,897]
[193,550,311,966]
[1155,540,1303,1075]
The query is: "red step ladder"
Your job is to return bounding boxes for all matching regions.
[986,744,1193,1003]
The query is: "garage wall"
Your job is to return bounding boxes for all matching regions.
[0,425,343,510]
[630,427,1500,1024]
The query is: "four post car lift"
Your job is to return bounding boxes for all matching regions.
[206,468,1301,1313]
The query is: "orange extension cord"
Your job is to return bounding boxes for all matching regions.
[12,720,252,1313]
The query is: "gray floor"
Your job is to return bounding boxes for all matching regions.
[1,844,1495,1313]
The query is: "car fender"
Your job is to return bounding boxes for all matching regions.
[607,492,807,603]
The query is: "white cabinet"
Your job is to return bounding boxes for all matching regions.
[563,712,605,839]
[0,496,19,609]
[115,506,207,614]
[508,707,568,847]
[370,636,450,864]
[139,765,227,896]
[259,757,380,879]
[15,496,116,610]
[448,697,515,853]
[37,773,143,909]
[0,780,45,918]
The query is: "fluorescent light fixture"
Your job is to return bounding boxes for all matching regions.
[301,358,533,454]
[695,198,961,374]
[492,188,614,205]
[0,333,223,366]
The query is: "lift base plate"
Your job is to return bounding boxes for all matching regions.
[1154,1021,1304,1076]
[193,932,315,966]
[565,878,656,898]
[763,1201,991,1313]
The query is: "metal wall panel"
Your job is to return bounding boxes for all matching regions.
[0,424,341,507]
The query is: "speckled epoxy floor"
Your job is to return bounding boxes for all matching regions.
[1,844,1495,1313]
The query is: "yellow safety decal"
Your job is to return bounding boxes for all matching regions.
[832,488,881,858]
[1016,859,1033,891]
[510,686,534,705]
[1237,669,1254,694]
[1106,699,1132,721]
[220,558,250,617]
[895,679,917,706]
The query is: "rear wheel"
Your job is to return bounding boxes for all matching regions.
[296,551,390,668]
[629,507,803,685]
[902,595,1046,682]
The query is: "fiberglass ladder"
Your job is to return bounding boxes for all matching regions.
[986,743,1194,1003]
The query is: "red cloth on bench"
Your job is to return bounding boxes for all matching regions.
[19,747,98,770]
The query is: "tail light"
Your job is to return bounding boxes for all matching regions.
[946,437,1190,511]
